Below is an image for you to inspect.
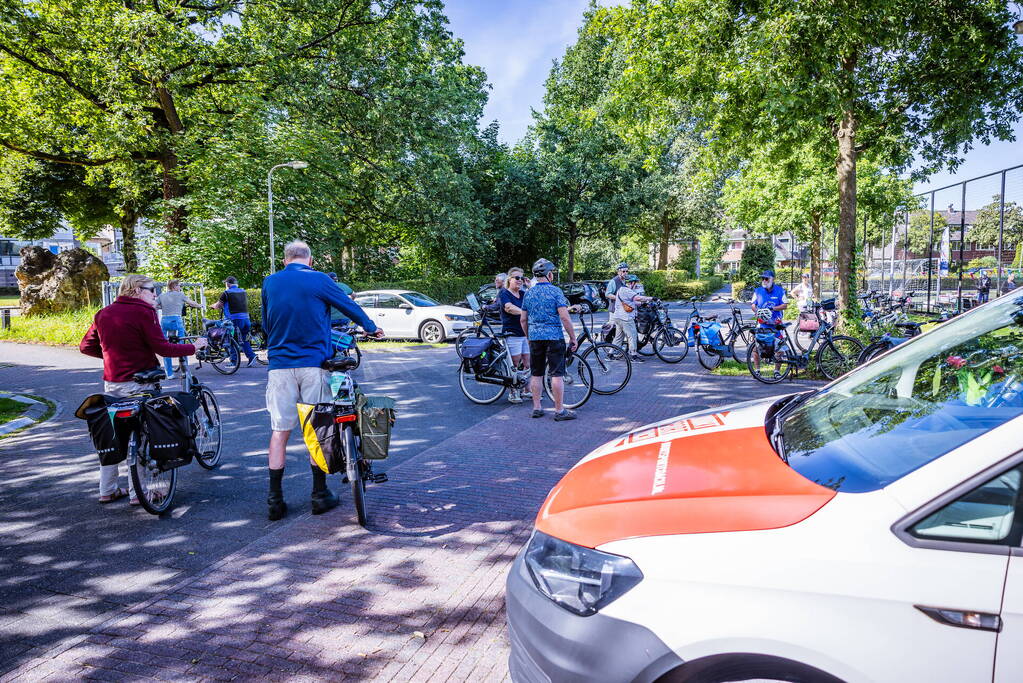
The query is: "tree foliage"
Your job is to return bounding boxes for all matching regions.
[970,195,1023,250]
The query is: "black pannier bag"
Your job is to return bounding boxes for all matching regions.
[636,306,658,335]
[356,394,396,460]
[460,337,496,374]
[141,394,198,468]
[297,402,346,474]
[76,394,132,466]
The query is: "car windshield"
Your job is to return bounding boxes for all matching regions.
[402,292,439,307]
[779,295,1023,493]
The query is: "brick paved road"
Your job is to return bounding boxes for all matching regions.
[0,303,819,681]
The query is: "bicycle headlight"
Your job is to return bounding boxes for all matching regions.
[523,531,643,616]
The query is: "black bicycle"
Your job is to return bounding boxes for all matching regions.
[573,307,632,395]
[746,299,863,384]
[622,299,687,363]
[107,348,223,515]
[249,321,270,366]
[195,318,240,375]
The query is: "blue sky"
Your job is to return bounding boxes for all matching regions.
[443,0,1022,198]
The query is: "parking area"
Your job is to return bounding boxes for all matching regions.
[0,307,816,680]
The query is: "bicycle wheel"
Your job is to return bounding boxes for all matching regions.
[544,351,593,409]
[653,326,688,363]
[745,339,792,384]
[210,337,240,375]
[341,426,367,526]
[635,330,656,356]
[457,361,507,404]
[454,327,476,357]
[129,434,177,515]
[857,339,894,365]
[251,328,269,365]
[793,328,814,353]
[696,343,723,370]
[193,387,222,470]
[817,334,864,380]
[580,342,632,395]
[728,325,753,362]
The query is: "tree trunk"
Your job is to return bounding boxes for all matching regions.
[119,211,139,272]
[834,54,858,315]
[566,226,577,282]
[835,110,857,313]
[657,212,671,269]
[809,212,822,294]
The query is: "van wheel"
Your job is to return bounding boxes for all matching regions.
[419,320,444,344]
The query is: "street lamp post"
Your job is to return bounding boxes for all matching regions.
[267,160,309,273]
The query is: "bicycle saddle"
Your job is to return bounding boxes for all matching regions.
[323,357,359,372]
[133,368,167,384]
[703,314,718,321]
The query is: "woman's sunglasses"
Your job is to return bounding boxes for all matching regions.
[510,275,524,281]
[140,286,156,292]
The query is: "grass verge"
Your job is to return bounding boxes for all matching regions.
[0,394,56,439]
[709,359,750,376]
[0,295,19,307]
[0,307,96,346]
[0,397,29,424]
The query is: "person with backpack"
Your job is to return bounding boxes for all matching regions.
[213,276,257,368]
[605,262,629,313]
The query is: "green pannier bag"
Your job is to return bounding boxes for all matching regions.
[356,394,396,460]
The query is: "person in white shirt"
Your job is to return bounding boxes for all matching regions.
[610,275,654,361]
[791,272,814,312]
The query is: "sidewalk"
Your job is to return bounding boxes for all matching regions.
[0,340,818,680]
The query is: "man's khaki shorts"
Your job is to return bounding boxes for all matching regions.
[266,367,331,432]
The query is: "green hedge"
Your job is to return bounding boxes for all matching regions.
[638,273,723,300]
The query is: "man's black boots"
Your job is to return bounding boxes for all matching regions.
[268,468,287,521]
[310,464,339,514]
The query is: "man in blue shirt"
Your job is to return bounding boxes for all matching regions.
[520,258,578,421]
[260,241,384,521]
[750,269,788,377]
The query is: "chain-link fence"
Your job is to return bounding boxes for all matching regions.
[864,163,1023,313]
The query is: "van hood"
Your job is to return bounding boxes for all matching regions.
[535,397,836,548]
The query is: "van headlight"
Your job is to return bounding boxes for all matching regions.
[523,531,643,616]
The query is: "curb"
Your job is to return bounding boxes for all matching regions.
[0,392,52,436]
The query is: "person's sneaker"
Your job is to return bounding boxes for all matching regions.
[165,373,175,381]
[245,356,256,368]
[508,390,523,404]
[311,490,340,515]
[553,409,577,422]
[521,389,532,399]
[530,409,544,418]
[630,355,645,363]
[268,493,288,521]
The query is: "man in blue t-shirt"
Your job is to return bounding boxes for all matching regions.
[520,259,578,421]
[751,270,788,376]
[496,267,530,404]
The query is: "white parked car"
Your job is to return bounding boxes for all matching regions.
[351,289,474,343]
[507,293,1023,683]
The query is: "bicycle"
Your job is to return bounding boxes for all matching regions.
[458,314,593,409]
[319,356,389,527]
[249,321,270,366]
[690,299,755,370]
[572,306,631,395]
[624,299,687,363]
[104,346,223,515]
[195,318,240,375]
[857,313,954,364]
[746,299,864,384]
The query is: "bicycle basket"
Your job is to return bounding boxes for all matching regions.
[819,298,836,311]
[298,402,345,474]
[356,394,396,460]
[142,395,198,469]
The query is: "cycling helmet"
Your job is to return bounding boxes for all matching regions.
[616,262,629,271]
[532,258,556,278]
[626,274,640,282]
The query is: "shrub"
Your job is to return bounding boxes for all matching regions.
[737,239,775,284]
[731,280,748,300]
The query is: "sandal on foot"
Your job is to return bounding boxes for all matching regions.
[99,487,129,504]
[129,497,141,506]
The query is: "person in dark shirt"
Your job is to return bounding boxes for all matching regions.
[213,276,257,367]
[497,267,530,404]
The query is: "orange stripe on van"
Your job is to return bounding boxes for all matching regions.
[536,426,836,548]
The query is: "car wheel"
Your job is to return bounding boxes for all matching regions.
[419,320,444,344]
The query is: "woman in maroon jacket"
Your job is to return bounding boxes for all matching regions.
[80,274,207,504]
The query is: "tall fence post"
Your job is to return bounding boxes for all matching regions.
[956,182,967,313]
[927,191,935,314]
[998,171,1006,295]
[902,211,910,298]
[888,218,897,296]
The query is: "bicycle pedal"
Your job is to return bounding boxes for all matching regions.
[370,472,388,484]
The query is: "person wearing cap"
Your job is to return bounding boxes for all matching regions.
[520,259,578,421]
[605,262,630,314]
[611,274,654,361]
[213,276,257,367]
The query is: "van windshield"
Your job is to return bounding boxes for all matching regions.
[779,296,1023,492]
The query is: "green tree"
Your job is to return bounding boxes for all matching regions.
[738,240,775,285]
[903,211,948,258]
[599,0,1023,312]
[969,195,1023,253]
